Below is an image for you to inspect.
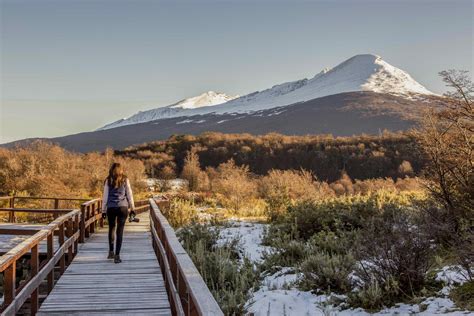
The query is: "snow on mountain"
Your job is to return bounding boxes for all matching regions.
[170,91,237,109]
[100,54,433,130]
[99,91,237,130]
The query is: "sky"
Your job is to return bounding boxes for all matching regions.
[1,0,472,143]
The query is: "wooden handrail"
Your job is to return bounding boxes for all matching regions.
[149,199,223,316]
[0,208,75,213]
[0,209,81,315]
[11,196,90,202]
[0,197,104,315]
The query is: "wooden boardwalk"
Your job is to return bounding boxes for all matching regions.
[37,212,171,315]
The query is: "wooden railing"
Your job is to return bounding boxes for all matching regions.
[0,197,104,315]
[0,196,90,223]
[135,199,151,215]
[149,198,223,316]
[0,210,80,315]
[79,199,102,243]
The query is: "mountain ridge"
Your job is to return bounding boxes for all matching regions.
[99,54,433,130]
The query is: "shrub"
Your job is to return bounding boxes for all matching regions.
[348,279,389,311]
[450,281,474,311]
[181,148,209,191]
[0,141,146,198]
[259,169,334,220]
[351,208,433,307]
[178,224,259,315]
[162,198,198,228]
[299,251,355,294]
[211,159,258,211]
[260,239,307,273]
[283,191,424,240]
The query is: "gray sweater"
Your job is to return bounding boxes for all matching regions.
[101,179,135,212]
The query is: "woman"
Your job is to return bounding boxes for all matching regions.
[101,163,135,263]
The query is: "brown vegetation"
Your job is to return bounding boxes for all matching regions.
[0,141,146,199]
[117,131,425,182]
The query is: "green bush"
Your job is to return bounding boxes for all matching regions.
[450,281,474,311]
[299,251,355,294]
[348,279,389,311]
[260,239,307,274]
[307,229,358,255]
[178,224,259,315]
[350,208,434,309]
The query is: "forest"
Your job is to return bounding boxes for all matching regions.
[117,131,424,182]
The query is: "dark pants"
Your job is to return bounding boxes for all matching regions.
[107,206,128,255]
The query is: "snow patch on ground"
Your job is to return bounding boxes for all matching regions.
[211,220,472,316]
[217,221,270,263]
[436,265,472,286]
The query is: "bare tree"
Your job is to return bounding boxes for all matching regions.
[414,70,473,279]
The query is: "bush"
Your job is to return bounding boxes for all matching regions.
[0,141,146,198]
[351,208,434,308]
[298,230,357,294]
[280,191,424,240]
[211,159,258,211]
[181,148,209,191]
[162,198,198,228]
[450,281,474,311]
[348,278,390,311]
[299,251,355,294]
[178,224,259,315]
[260,239,307,273]
[259,169,334,220]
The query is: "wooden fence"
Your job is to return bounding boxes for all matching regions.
[149,198,223,316]
[0,197,102,315]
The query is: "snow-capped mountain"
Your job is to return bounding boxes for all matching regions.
[100,91,237,130]
[100,54,433,130]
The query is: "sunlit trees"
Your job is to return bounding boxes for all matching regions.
[414,69,473,279]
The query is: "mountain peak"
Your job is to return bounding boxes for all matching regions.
[99,54,433,130]
[170,91,238,109]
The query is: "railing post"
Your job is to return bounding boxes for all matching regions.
[59,222,65,275]
[4,261,16,306]
[80,204,86,243]
[74,213,79,256]
[8,196,16,223]
[67,218,73,265]
[99,200,104,228]
[47,233,54,293]
[85,205,91,238]
[90,203,96,234]
[31,244,39,316]
[53,198,59,219]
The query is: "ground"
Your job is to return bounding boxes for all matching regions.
[216,220,474,316]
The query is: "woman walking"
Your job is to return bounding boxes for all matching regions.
[101,162,135,263]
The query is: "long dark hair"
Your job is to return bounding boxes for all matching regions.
[106,163,127,188]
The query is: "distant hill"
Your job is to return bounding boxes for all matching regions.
[2,92,445,153]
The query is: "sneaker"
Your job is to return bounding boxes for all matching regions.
[107,251,114,259]
[114,255,122,264]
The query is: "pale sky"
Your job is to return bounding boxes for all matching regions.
[1,0,473,143]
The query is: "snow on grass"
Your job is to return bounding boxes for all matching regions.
[217,220,270,263]
[436,265,473,286]
[214,220,472,316]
